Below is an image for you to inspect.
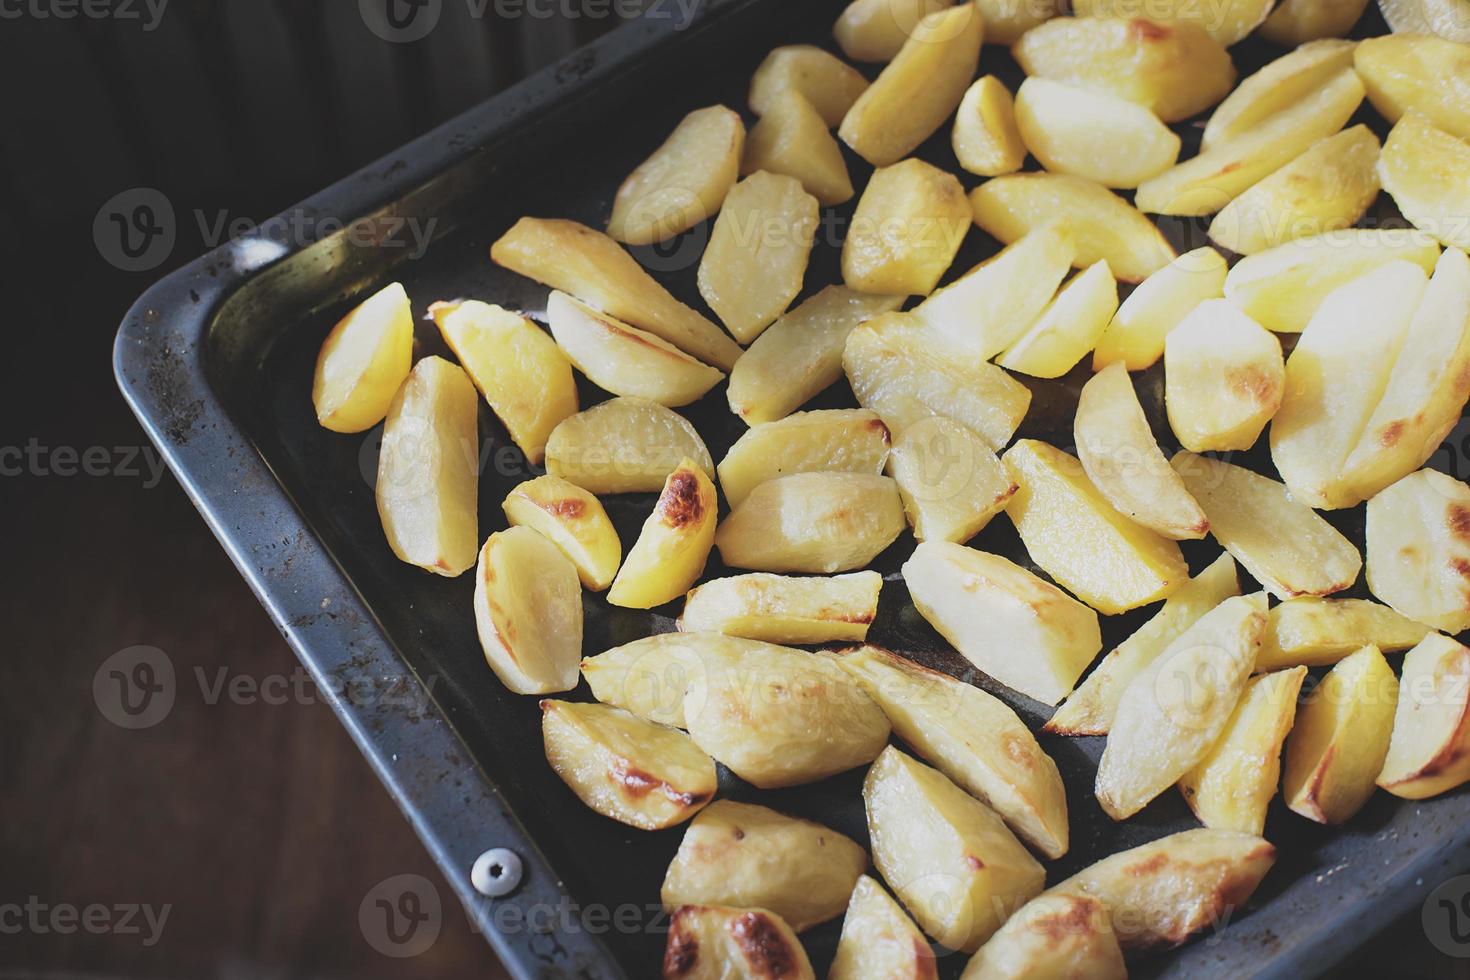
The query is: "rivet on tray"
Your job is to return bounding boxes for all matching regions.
[472,847,524,898]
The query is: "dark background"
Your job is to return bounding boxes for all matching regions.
[0,0,1465,977]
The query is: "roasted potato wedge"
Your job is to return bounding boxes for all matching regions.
[845,313,1034,448]
[1258,597,1431,671]
[490,217,742,370]
[835,0,954,61]
[431,300,578,464]
[1178,667,1307,834]
[715,472,906,574]
[996,261,1119,379]
[741,90,855,206]
[903,542,1102,705]
[886,415,1018,544]
[969,173,1174,284]
[1379,633,1470,799]
[1283,644,1398,823]
[1164,299,1284,453]
[729,286,904,424]
[718,409,891,508]
[749,45,869,126]
[607,105,744,246]
[1094,593,1267,820]
[684,640,891,788]
[1004,439,1189,615]
[582,631,749,729]
[838,4,985,165]
[542,700,715,831]
[1173,452,1362,599]
[842,158,971,296]
[502,475,621,591]
[1201,39,1356,148]
[1014,77,1180,189]
[1366,468,1470,633]
[1076,363,1208,540]
[546,291,725,408]
[829,875,938,980]
[680,571,883,644]
[661,801,868,931]
[1070,0,1276,44]
[1379,0,1470,39]
[545,396,714,495]
[1047,553,1240,735]
[864,747,1046,952]
[1356,33,1470,139]
[313,281,413,433]
[376,356,479,577]
[1260,0,1369,42]
[952,76,1026,177]
[663,905,815,980]
[475,526,583,694]
[1379,111,1470,250]
[609,460,717,610]
[698,171,817,344]
[959,893,1125,980]
[1092,246,1227,371]
[841,645,1069,858]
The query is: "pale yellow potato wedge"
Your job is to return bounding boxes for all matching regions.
[729,287,904,424]
[1178,667,1307,835]
[376,356,478,576]
[1014,77,1180,189]
[952,76,1026,177]
[1173,452,1362,599]
[864,747,1046,952]
[680,571,883,644]
[886,415,1018,544]
[1094,594,1267,819]
[1260,0,1370,42]
[1379,111,1470,250]
[545,396,713,495]
[1092,246,1227,371]
[684,641,890,788]
[838,4,985,166]
[1050,828,1276,948]
[749,45,869,126]
[1223,227,1441,333]
[842,158,970,296]
[1356,34,1470,139]
[1136,68,1365,216]
[1004,439,1189,614]
[474,527,582,694]
[607,105,744,246]
[741,90,855,206]
[313,281,413,433]
[970,172,1174,283]
[959,893,1125,980]
[718,408,891,508]
[1283,644,1398,823]
[1208,125,1381,255]
[1379,633,1470,798]
[1257,597,1432,671]
[841,645,1069,858]
[663,905,815,980]
[829,876,938,980]
[490,217,743,370]
[1012,16,1235,122]
[844,313,1034,448]
[1164,300,1284,453]
[1202,39,1357,148]
[715,472,905,574]
[1270,260,1428,509]
[1342,247,1470,501]
[1366,467,1470,633]
[1071,0,1277,43]
[542,700,715,831]
[609,460,717,610]
[582,631,752,729]
[1046,554,1240,735]
[1380,0,1470,39]
[910,224,1076,358]
[546,291,724,408]
[903,542,1102,705]
[996,261,1119,379]
[431,300,577,464]
[502,476,621,591]
[662,802,866,932]
[835,0,954,62]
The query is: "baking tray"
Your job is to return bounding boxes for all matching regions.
[114,1,1470,976]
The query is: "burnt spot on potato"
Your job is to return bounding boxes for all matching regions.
[1378,419,1407,448]
[1039,896,1103,941]
[1129,18,1172,40]
[731,911,801,977]
[663,912,700,976]
[1449,504,1470,540]
[539,496,587,520]
[1226,364,1278,404]
[964,853,986,872]
[661,470,707,528]
[868,416,893,446]
[1123,852,1169,877]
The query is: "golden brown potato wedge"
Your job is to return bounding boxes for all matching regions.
[313,281,413,433]
[1355,33,1470,139]
[715,472,906,574]
[1070,0,1276,43]
[718,408,891,509]
[1202,39,1356,148]
[1366,467,1470,633]
[1378,633,1470,799]
[1014,77,1180,189]
[864,747,1046,952]
[680,571,883,644]
[1259,0,1369,43]
[581,631,748,729]
[544,396,714,495]
[542,700,715,831]
[607,105,744,246]
[995,261,1119,379]
[1379,111,1470,251]
[741,91,855,206]
[475,527,583,694]
[749,45,869,126]
[661,801,868,931]
[886,415,1018,544]
[1379,0,1470,39]
[829,875,938,980]
[842,158,970,296]
[835,0,954,62]
[1257,597,1432,671]
[1164,300,1284,453]
[959,893,1125,980]
[952,76,1026,177]
[502,475,621,591]
[609,460,717,610]
[1092,246,1227,371]
[663,905,815,980]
